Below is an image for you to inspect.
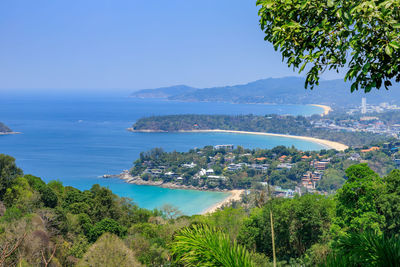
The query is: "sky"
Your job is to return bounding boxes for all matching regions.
[0,0,342,93]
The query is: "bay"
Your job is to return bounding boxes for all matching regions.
[0,95,325,214]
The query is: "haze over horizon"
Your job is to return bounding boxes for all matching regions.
[0,0,344,92]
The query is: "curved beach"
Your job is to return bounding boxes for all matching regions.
[202,189,244,214]
[310,104,332,116]
[178,129,348,151]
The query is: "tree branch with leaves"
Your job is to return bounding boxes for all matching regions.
[257,0,400,92]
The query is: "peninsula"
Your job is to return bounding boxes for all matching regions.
[129,114,387,147]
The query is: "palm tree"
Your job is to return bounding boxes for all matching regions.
[322,232,400,266]
[170,224,254,267]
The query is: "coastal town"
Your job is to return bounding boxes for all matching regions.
[106,137,400,202]
[312,98,400,138]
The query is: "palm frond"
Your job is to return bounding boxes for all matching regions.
[321,232,400,266]
[170,224,254,267]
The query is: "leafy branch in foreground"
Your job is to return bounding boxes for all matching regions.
[170,224,254,267]
[257,0,400,92]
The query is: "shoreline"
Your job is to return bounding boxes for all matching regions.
[201,189,244,214]
[129,128,348,151]
[130,98,331,116]
[309,104,332,116]
[111,171,233,193]
[107,171,243,214]
[0,132,21,135]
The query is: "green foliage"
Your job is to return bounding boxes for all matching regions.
[194,207,247,241]
[2,153,400,265]
[334,164,385,233]
[67,235,90,259]
[171,224,254,267]
[317,168,346,192]
[39,186,58,208]
[0,206,22,222]
[324,232,400,266]
[78,233,142,267]
[379,169,400,236]
[238,194,334,261]
[88,218,127,242]
[257,0,400,91]
[3,177,37,211]
[0,154,23,198]
[78,213,93,235]
[24,174,46,191]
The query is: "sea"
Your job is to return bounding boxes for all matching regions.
[0,93,326,215]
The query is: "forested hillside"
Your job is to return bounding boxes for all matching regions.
[1,153,400,266]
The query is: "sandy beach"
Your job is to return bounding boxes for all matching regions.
[310,104,332,116]
[179,129,348,151]
[202,189,244,214]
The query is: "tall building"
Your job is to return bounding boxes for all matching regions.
[361,97,367,114]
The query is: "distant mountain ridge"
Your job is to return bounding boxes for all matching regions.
[131,85,197,98]
[131,77,400,107]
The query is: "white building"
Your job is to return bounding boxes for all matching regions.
[361,97,367,114]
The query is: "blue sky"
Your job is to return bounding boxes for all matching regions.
[0,0,342,92]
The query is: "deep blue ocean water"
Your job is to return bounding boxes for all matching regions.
[0,95,325,214]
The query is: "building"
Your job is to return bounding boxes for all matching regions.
[277,163,293,169]
[206,169,214,175]
[301,171,315,190]
[301,155,312,161]
[214,144,234,151]
[207,175,227,182]
[361,97,367,114]
[279,155,288,162]
[310,160,330,170]
[182,162,196,168]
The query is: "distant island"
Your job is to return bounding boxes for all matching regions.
[0,122,17,135]
[131,76,400,107]
[129,114,389,147]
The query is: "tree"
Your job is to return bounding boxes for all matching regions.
[0,154,23,198]
[39,186,58,208]
[334,164,385,234]
[78,233,142,267]
[378,169,400,236]
[257,0,400,91]
[88,218,127,242]
[160,204,182,220]
[3,177,37,211]
[317,168,346,192]
[238,195,334,261]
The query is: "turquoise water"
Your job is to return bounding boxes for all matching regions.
[0,95,325,214]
